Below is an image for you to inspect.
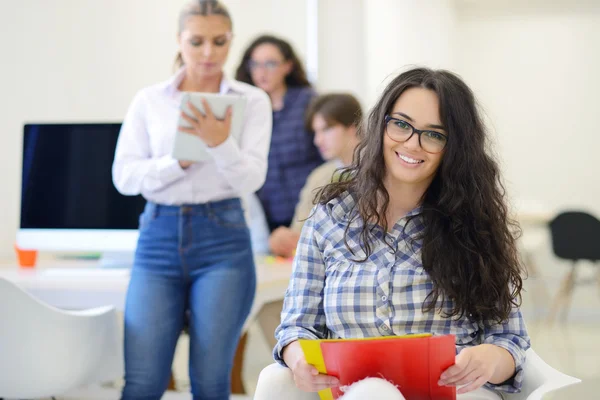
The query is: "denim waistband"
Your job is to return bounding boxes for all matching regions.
[144,198,242,217]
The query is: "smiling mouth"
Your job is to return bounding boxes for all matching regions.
[396,152,424,164]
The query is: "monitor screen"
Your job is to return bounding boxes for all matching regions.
[18,123,145,253]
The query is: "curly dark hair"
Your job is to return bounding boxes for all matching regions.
[235,35,311,88]
[317,67,524,324]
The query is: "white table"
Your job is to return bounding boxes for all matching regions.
[0,256,293,332]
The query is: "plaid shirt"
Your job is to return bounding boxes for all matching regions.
[257,86,323,227]
[274,191,531,393]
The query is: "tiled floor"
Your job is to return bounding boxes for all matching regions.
[60,229,600,399]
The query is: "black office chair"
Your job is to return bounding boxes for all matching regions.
[547,211,600,323]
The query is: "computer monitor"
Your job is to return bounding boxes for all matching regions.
[17,123,146,263]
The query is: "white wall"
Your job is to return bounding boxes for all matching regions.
[455,0,600,217]
[363,0,457,107]
[316,0,366,102]
[335,0,600,217]
[2,0,599,261]
[317,0,457,108]
[0,0,308,261]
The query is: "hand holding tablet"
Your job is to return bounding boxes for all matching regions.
[172,92,247,162]
[179,98,232,148]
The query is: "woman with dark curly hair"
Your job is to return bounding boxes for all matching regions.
[255,67,531,400]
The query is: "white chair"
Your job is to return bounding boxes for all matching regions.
[0,277,123,399]
[504,348,580,400]
[254,348,580,400]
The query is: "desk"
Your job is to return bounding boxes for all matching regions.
[0,256,293,394]
[0,256,292,332]
[517,211,554,227]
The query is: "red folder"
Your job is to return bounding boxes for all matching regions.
[299,334,456,400]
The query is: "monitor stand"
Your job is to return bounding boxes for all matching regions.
[99,251,135,268]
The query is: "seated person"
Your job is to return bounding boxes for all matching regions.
[256,94,362,348]
[266,68,530,399]
[269,93,362,257]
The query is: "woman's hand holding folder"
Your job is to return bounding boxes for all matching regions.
[283,340,340,392]
[438,343,515,394]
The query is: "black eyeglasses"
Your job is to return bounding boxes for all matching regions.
[384,115,448,154]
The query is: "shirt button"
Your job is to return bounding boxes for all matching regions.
[381,324,389,331]
[381,296,387,302]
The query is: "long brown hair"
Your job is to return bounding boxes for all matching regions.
[235,35,311,88]
[174,0,232,70]
[317,67,524,324]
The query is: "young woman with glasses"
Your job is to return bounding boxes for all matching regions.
[112,1,272,399]
[235,35,323,233]
[254,67,530,400]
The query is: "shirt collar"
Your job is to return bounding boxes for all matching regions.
[277,86,306,111]
[327,191,362,229]
[327,190,423,230]
[162,67,236,97]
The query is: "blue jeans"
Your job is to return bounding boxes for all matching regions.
[121,198,256,400]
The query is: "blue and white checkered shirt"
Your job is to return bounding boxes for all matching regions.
[274,191,530,393]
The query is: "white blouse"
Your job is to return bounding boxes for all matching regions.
[112,68,272,205]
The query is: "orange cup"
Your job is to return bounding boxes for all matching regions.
[14,244,37,268]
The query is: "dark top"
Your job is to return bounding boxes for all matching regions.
[257,86,323,229]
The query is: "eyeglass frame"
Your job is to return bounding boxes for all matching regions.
[384,115,449,154]
[247,59,283,72]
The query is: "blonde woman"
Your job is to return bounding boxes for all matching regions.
[112,1,271,399]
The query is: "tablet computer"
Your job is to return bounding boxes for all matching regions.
[172,92,247,162]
